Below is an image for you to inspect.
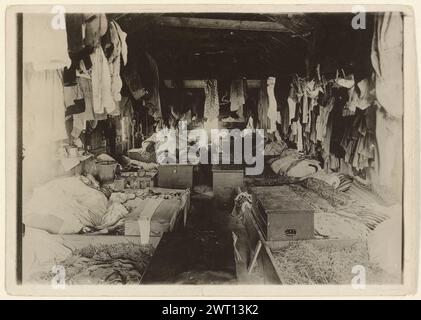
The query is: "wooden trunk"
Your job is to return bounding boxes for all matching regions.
[157,164,194,189]
[249,186,314,241]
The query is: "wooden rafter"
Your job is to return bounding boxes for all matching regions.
[151,16,292,33]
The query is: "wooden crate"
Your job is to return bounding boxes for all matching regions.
[157,164,194,189]
[250,186,314,241]
[212,164,244,207]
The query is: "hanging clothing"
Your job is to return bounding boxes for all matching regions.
[355,77,376,111]
[89,46,117,116]
[267,77,278,133]
[72,77,96,138]
[102,20,128,113]
[23,14,71,71]
[302,90,309,124]
[296,121,303,152]
[65,14,84,57]
[83,13,108,48]
[371,12,403,118]
[316,97,334,143]
[229,79,246,114]
[257,80,269,130]
[287,90,297,125]
[145,53,162,120]
[23,68,68,146]
[63,83,85,117]
[204,80,219,122]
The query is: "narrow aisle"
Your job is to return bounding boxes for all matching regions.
[142,194,237,284]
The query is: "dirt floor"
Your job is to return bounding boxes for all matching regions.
[141,193,241,284]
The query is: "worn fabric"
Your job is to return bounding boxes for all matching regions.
[316,97,334,143]
[355,77,376,111]
[204,80,219,122]
[371,12,404,118]
[65,14,84,56]
[72,77,96,137]
[104,20,128,112]
[83,13,108,48]
[229,79,246,113]
[90,46,117,115]
[340,106,377,171]
[24,176,109,234]
[257,80,269,130]
[145,53,162,120]
[270,151,321,179]
[287,85,297,124]
[267,77,278,133]
[23,14,71,71]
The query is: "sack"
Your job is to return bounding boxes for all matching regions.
[24,176,108,234]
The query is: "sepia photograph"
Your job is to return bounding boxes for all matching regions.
[3,3,419,298]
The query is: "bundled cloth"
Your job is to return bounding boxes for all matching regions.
[122,155,159,172]
[269,150,321,179]
[264,139,288,156]
[230,192,252,225]
[24,176,109,234]
[307,171,353,192]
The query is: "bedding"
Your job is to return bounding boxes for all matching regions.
[23,227,154,284]
[24,175,189,235]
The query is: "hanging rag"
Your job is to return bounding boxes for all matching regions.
[267,77,278,133]
[23,14,71,71]
[83,13,108,48]
[145,53,162,120]
[65,14,84,56]
[287,84,297,125]
[371,12,403,118]
[316,97,334,142]
[204,80,219,122]
[257,80,269,130]
[229,79,246,114]
[102,20,128,114]
[72,77,96,138]
[90,46,117,116]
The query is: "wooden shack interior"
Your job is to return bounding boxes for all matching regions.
[20,11,404,285]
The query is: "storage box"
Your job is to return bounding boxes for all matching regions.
[158,164,193,189]
[250,186,314,241]
[212,164,244,207]
[121,171,157,189]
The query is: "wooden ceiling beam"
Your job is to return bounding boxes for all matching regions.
[151,16,292,33]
